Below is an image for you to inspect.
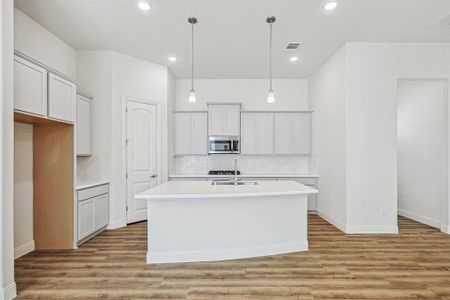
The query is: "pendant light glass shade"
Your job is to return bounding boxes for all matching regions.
[266,16,276,104]
[267,90,275,104]
[188,90,197,103]
[188,17,197,103]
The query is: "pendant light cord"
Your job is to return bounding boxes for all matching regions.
[269,22,272,92]
[191,22,195,92]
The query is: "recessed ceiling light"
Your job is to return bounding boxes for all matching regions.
[290,56,299,62]
[168,56,177,62]
[138,1,151,11]
[324,1,338,11]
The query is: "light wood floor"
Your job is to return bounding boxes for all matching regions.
[15,216,450,300]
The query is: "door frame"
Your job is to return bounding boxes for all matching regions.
[121,96,162,224]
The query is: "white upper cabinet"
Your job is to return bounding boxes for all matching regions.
[175,112,207,155]
[76,94,93,156]
[292,113,311,154]
[274,113,293,154]
[241,113,273,155]
[14,55,48,116]
[48,72,76,123]
[274,112,311,155]
[192,113,208,154]
[225,105,240,136]
[208,104,241,136]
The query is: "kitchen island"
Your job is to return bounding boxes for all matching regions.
[136,180,318,264]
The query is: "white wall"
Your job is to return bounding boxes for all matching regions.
[175,79,309,111]
[310,42,450,234]
[345,44,398,233]
[110,52,169,228]
[14,122,34,259]
[1,0,17,298]
[14,8,76,78]
[77,51,173,229]
[309,46,348,231]
[76,51,113,181]
[398,79,448,229]
[346,43,450,233]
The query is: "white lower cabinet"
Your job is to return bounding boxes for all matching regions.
[77,183,109,244]
[94,194,109,229]
[78,198,95,240]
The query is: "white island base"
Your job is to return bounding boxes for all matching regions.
[136,181,318,264]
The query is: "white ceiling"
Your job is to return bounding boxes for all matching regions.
[14,0,450,79]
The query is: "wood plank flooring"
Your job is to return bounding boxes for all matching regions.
[15,216,450,299]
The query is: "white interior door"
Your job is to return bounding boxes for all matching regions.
[126,101,158,224]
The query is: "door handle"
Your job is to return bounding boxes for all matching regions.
[151,174,157,178]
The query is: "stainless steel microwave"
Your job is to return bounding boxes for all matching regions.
[208,136,240,154]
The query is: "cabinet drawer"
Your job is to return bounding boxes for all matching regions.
[78,184,109,201]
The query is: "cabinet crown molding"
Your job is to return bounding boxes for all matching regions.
[14,49,79,86]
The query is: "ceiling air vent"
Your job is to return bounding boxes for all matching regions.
[286,42,301,50]
[431,13,450,27]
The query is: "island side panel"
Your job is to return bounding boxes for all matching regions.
[146,194,308,263]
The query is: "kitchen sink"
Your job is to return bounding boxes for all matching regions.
[211,180,259,186]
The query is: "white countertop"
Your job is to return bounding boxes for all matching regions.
[136,180,318,200]
[169,173,319,178]
[75,179,110,190]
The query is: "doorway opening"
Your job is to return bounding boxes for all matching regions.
[397,79,449,231]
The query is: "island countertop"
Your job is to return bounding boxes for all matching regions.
[136,180,318,200]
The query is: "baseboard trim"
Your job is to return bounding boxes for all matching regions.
[14,240,35,259]
[317,210,346,233]
[0,282,17,300]
[147,241,309,264]
[398,208,441,229]
[345,224,398,234]
[107,219,126,230]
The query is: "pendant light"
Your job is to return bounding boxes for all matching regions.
[188,17,198,103]
[266,16,276,104]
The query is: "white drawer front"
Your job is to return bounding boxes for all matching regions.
[78,184,109,201]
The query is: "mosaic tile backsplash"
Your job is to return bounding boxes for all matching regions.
[173,155,317,175]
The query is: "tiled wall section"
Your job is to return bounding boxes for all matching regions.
[174,155,317,175]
